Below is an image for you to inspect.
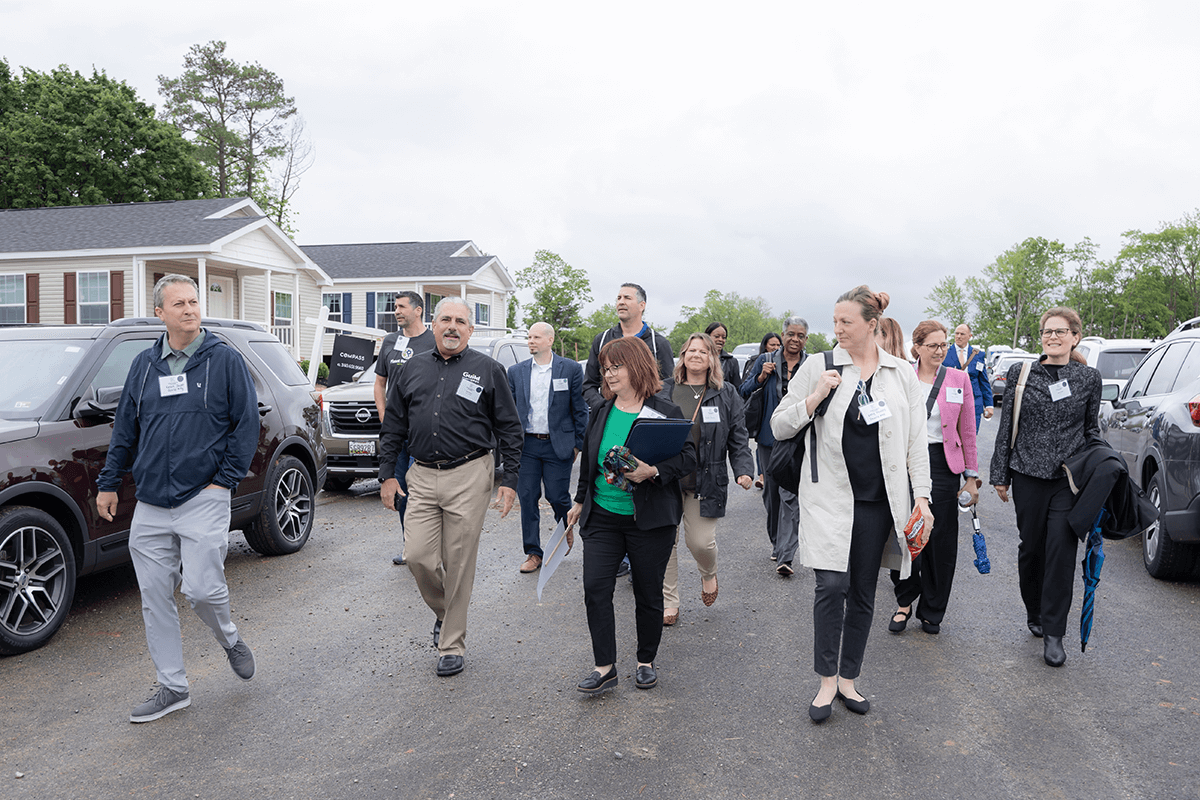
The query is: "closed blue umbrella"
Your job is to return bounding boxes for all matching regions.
[970,507,990,574]
[1080,510,1107,653]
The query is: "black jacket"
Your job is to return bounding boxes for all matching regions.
[574,394,697,531]
[663,379,755,517]
[1062,437,1159,540]
[582,323,675,409]
[718,351,740,389]
[990,358,1102,485]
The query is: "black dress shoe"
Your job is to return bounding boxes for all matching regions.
[888,608,911,633]
[837,690,870,715]
[1028,621,1043,638]
[577,668,618,695]
[433,618,443,648]
[635,664,657,689]
[436,654,464,676]
[1043,635,1066,667]
[920,620,940,635]
[809,699,832,722]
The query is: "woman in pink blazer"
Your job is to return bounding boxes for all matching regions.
[888,320,980,635]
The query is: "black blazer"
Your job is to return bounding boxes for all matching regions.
[574,393,697,531]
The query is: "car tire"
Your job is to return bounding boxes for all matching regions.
[1143,471,1199,579]
[0,506,77,655]
[323,475,356,492]
[245,455,314,556]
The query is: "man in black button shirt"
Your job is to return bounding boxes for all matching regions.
[372,290,437,566]
[379,297,523,677]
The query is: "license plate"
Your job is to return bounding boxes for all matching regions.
[349,441,375,456]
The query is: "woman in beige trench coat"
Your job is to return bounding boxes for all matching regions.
[771,286,933,722]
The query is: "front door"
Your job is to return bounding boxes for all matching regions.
[207,276,234,318]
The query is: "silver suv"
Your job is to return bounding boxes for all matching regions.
[319,333,529,490]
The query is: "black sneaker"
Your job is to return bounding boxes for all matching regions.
[224,638,256,681]
[129,686,191,723]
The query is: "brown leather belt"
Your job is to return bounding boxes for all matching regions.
[526,433,551,440]
[414,449,489,470]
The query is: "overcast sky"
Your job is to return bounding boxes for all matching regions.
[6,0,1200,339]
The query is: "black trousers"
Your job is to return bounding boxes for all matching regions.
[1010,471,1079,638]
[581,504,676,665]
[891,444,960,625]
[813,498,892,679]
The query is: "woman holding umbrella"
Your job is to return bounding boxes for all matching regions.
[990,306,1101,668]
[888,320,979,636]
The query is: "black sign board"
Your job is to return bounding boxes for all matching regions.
[326,334,376,386]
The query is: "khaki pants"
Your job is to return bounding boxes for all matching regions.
[662,493,719,609]
[404,456,494,657]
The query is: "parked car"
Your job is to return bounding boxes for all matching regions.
[0,318,326,655]
[320,333,530,490]
[1075,337,1154,396]
[990,352,1040,405]
[1100,330,1200,579]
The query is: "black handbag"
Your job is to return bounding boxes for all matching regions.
[744,383,765,439]
[767,351,840,492]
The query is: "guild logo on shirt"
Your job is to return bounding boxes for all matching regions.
[462,371,481,382]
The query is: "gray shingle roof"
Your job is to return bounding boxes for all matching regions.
[300,242,494,279]
[0,198,263,253]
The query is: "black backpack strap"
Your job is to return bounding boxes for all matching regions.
[926,366,947,418]
[809,350,844,483]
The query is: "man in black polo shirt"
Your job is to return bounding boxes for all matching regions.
[379,297,523,677]
[372,290,437,566]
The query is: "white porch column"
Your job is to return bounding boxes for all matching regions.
[292,271,301,358]
[132,257,143,316]
[415,283,423,322]
[238,274,246,320]
[197,258,207,317]
[265,269,272,327]
[490,290,496,330]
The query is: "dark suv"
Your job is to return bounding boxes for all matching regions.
[0,318,327,655]
[1101,328,1200,579]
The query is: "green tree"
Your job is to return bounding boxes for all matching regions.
[0,60,211,208]
[506,295,520,330]
[968,237,1066,349]
[158,41,305,218]
[1117,211,1200,327]
[515,250,594,351]
[924,275,972,327]
[806,332,833,353]
[667,290,781,351]
[574,305,620,358]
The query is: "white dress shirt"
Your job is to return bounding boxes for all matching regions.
[528,360,553,434]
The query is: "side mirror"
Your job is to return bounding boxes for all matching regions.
[75,385,122,420]
[1101,383,1120,404]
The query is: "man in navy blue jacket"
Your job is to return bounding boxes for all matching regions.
[98,275,259,723]
[942,323,993,430]
[507,322,588,573]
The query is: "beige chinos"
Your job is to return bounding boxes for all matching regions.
[403,455,494,657]
[662,493,719,609]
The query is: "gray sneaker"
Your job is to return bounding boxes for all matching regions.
[130,686,190,723]
[224,638,256,681]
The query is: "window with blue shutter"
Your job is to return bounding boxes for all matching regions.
[342,292,352,325]
[366,292,375,328]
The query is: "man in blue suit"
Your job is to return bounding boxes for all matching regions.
[943,323,993,430]
[507,322,589,573]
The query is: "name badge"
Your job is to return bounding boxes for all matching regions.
[552,378,568,391]
[973,362,982,372]
[1049,379,1072,402]
[860,399,892,425]
[701,406,720,423]
[159,374,188,397]
[456,378,483,403]
[946,386,964,404]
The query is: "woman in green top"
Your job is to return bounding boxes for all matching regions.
[566,337,695,695]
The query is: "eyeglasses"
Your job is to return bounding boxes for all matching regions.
[1040,328,1072,340]
[923,343,949,351]
[601,363,624,375]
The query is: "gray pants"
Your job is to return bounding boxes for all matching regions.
[758,443,799,564]
[129,487,239,693]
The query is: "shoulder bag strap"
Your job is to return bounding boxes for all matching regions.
[1010,360,1033,450]
[926,366,947,418]
[810,350,844,482]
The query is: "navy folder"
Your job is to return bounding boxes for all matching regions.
[624,417,693,465]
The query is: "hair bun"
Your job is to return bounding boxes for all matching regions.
[875,291,890,313]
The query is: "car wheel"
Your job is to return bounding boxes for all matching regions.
[245,455,314,556]
[0,506,76,655]
[1143,471,1199,579]
[324,475,356,492]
